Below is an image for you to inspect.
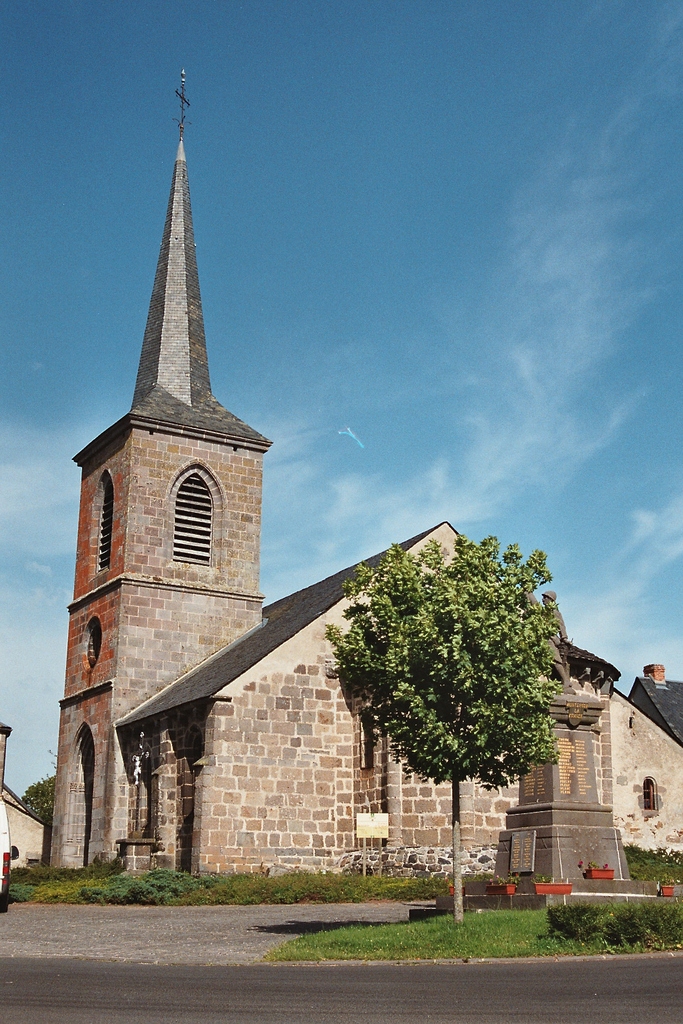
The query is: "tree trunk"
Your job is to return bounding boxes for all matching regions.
[452,779,463,924]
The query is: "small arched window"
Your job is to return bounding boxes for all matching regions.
[86,617,102,668]
[173,473,212,564]
[98,473,114,571]
[643,777,657,812]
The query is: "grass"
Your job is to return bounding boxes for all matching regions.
[9,869,448,906]
[265,902,683,962]
[264,910,588,961]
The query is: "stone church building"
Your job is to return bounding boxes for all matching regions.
[51,138,682,875]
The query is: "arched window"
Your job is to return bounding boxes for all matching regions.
[173,473,212,564]
[643,777,657,812]
[98,473,114,571]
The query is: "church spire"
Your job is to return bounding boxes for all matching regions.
[122,77,269,451]
[132,137,211,409]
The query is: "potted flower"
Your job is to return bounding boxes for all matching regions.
[581,861,614,880]
[485,875,517,895]
[533,875,573,895]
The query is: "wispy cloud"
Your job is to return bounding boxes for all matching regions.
[568,484,683,684]
[262,11,680,590]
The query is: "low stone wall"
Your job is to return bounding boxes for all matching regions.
[337,844,498,877]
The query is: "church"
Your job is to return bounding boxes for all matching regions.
[51,135,683,876]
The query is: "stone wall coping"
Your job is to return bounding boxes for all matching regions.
[68,572,264,613]
[59,680,113,709]
[74,413,271,470]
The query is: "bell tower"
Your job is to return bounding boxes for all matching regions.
[52,132,271,866]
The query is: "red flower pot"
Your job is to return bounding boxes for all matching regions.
[485,883,517,895]
[534,882,573,895]
[448,885,466,896]
[661,885,675,897]
[583,868,614,880]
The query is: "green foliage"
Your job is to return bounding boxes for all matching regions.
[10,869,448,906]
[21,774,56,826]
[625,844,683,884]
[8,883,35,903]
[11,858,124,886]
[81,869,205,905]
[547,902,683,949]
[326,536,560,788]
[265,909,580,961]
[178,873,448,906]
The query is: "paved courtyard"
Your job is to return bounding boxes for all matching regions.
[0,902,411,965]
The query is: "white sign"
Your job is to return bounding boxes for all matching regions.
[356,812,389,839]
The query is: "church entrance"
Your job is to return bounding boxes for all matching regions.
[66,726,95,866]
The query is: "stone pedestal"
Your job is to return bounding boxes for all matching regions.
[495,693,629,882]
[116,838,158,874]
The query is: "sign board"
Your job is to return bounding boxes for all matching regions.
[356,813,389,839]
[509,830,536,874]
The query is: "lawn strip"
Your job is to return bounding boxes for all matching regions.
[263,909,659,962]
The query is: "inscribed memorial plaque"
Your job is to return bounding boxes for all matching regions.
[509,830,536,873]
[554,728,598,803]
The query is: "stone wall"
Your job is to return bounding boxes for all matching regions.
[611,692,683,850]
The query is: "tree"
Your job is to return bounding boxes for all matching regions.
[326,535,561,922]
[22,774,56,826]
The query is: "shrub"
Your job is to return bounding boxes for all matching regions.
[8,883,35,903]
[548,901,683,949]
[625,845,683,884]
[11,858,124,886]
[547,903,607,942]
[80,869,203,905]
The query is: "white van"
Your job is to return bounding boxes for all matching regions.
[0,797,19,913]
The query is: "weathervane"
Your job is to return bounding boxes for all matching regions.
[174,69,191,140]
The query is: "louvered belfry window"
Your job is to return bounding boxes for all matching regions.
[98,475,114,571]
[174,473,212,564]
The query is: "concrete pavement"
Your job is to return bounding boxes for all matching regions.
[0,902,411,965]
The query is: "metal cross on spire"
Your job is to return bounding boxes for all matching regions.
[174,68,191,139]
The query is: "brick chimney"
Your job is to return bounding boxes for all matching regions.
[644,664,666,684]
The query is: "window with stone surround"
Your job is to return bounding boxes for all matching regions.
[98,472,114,571]
[173,472,213,564]
[643,777,657,812]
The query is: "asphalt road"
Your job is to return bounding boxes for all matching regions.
[1,956,682,1024]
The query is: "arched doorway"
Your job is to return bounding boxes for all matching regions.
[66,726,95,866]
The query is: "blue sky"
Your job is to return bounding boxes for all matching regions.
[3,1,683,794]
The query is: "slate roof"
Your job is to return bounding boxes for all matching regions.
[117,524,447,727]
[2,784,48,826]
[127,139,268,447]
[628,676,683,746]
[562,641,620,681]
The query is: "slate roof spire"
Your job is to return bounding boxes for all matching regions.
[130,139,269,448]
[133,138,211,408]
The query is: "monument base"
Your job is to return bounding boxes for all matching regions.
[495,803,629,881]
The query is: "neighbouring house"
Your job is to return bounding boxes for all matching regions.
[612,664,683,850]
[0,722,51,866]
[2,786,51,867]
